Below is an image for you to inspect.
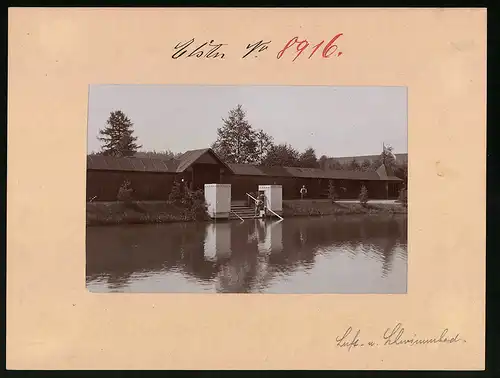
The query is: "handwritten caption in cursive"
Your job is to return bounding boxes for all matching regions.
[171,35,344,61]
[335,323,466,352]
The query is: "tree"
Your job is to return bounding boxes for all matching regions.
[348,158,361,172]
[360,159,372,172]
[328,180,338,203]
[328,160,344,170]
[254,129,274,165]
[298,147,319,168]
[318,155,328,170]
[260,143,300,167]
[370,158,382,171]
[136,150,182,160]
[381,144,397,168]
[211,105,258,164]
[393,162,408,181]
[98,110,141,157]
[359,185,369,207]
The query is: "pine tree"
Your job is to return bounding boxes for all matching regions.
[98,110,141,157]
[254,129,274,165]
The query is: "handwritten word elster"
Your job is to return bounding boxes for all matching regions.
[172,38,227,59]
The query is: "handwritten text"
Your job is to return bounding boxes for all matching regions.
[171,35,344,61]
[277,34,344,62]
[335,323,465,352]
[172,38,227,59]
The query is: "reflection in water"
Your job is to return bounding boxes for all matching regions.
[86,215,407,293]
[204,222,232,262]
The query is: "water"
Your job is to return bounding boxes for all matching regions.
[86,215,407,294]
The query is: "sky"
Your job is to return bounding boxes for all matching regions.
[87,85,407,158]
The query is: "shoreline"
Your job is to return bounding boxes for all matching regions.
[87,200,407,226]
[282,199,406,217]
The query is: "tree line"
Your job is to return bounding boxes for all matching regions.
[91,106,407,183]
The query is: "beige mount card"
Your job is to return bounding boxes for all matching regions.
[7,8,486,370]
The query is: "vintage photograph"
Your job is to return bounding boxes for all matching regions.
[86,85,408,293]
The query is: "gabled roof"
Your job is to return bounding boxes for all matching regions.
[87,148,234,174]
[87,154,179,172]
[174,148,233,173]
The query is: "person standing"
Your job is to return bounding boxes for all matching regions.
[254,194,261,217]
[300,185,307,200]
[255,192,266,217]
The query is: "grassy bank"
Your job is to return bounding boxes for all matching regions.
[282,199,407,217]
[86,201,209,226]
[88,199,407,226]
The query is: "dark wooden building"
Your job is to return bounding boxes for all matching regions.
[87,148,403,202]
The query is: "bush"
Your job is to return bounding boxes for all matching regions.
[169,182,208,221]
[183,188,208,220]
[328,180,338,203]
[185,188,205,206]
[189,199,208,221]
[359,185,369,207]
[398,187,408,207]
[168,180,184,204]
[117,180,133,203]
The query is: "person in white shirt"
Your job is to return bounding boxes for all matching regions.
[300,185,307,200]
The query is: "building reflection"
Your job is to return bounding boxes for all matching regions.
[86,215,407,292]
[257,219,283,255]
[204,222,232,262]
[212,219,285,293]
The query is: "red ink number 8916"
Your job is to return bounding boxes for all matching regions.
[277,34,343,62]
